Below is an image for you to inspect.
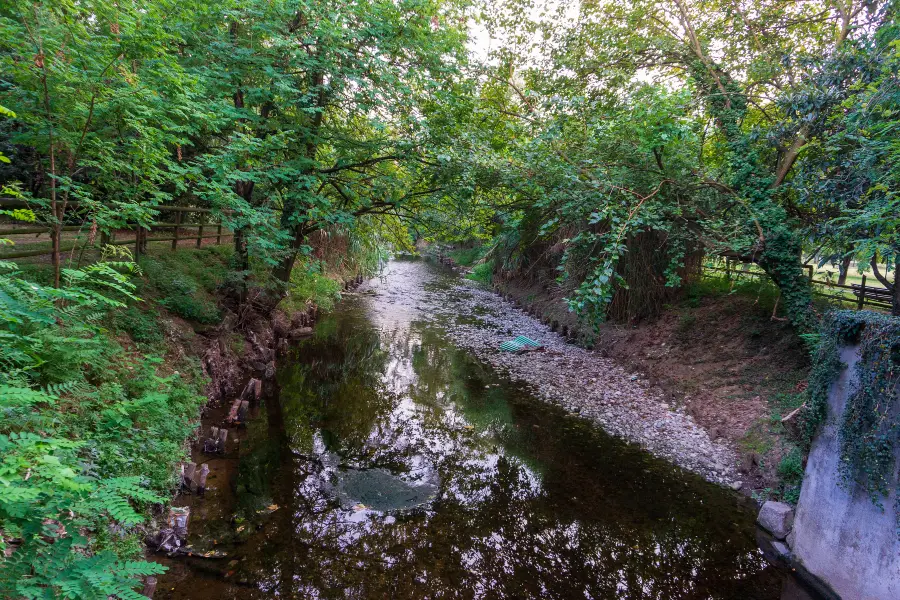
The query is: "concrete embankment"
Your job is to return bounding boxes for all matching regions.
[788,345,900,600]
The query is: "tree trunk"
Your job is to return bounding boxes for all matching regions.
[757,228,816,334]
[272,224,310,287]
[837,255,852,286]
[893,255,900,317]
[232,181,254,272]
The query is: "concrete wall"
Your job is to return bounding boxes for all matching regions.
[790,345,900,600]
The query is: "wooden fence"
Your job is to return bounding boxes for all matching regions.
[702,259,893,311]
[0,198,232,261]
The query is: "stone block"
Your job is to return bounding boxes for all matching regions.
[758,501,794,539]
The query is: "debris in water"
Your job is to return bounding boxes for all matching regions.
[499,335,543,353]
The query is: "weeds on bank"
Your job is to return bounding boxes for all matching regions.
[0,249,211,598]
[280,258,343,314]
[138,246,231,324]
[448,245,486,267]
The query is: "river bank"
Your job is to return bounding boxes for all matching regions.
[153,257,801,599]
[416,267,744,488]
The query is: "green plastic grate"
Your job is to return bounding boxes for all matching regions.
[499,336,542,352]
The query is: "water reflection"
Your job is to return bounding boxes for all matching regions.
[160,260,787,599]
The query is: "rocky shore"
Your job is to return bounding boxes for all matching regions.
[424,278,743,488]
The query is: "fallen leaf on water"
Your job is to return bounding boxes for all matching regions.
[267,504,279,511]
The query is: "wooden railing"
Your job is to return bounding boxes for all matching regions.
[0,198,232,260]
[702,261,892,311]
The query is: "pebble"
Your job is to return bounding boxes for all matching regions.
[423,280,740,487]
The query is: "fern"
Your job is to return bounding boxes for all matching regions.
[0,258,183,599]
[0,385,58,408]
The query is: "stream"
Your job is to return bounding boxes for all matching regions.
[156,258,810,599]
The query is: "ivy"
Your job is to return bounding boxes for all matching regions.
[803,310,900,521]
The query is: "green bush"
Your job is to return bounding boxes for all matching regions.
[466,261,493,284]
[449,245,486,267]
[281,259,342,313]
[139,247,230,324]
[777,446,805,504]
[0,257,206,598]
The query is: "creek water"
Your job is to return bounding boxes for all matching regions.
[156,258,805,599]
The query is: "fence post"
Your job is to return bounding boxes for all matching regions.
[171,210,181,251]
[858,274,866,310]
[216,223,222,245]
[134,227,141,261]
[806,264,813,280]
[196,214,204,248]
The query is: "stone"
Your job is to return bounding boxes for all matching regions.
[771,540,792,560]
[757,501,794,540]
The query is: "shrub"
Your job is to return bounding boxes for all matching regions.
[281,259,342,313]
[777,446,805,504]
[466,261,493,284]
[139,248,229,324]
[0,257,206,598]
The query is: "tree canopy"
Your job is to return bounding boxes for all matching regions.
[1,0,898,313]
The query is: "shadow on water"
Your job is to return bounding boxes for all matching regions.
[157,259,803,600]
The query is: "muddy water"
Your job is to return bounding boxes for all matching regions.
[156,258,802,600]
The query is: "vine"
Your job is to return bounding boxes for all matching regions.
[802,310,900,521]
[688,59,818,335]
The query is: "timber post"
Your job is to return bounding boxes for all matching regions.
[196,464,210,496]
[858,275,866,310]
[196,215,204,248]
[171,210,182,251]
[141,576,157,598]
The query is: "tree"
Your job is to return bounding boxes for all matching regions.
[471,0,885,331]
[0,0,200,286]
[172,0,472,296]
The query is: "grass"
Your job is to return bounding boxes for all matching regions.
[465,261,493,284]
[279,258,343,314]
[113,305,165,346]
[138,245,232,324]
[702,260,892,309]
[448,244,487,267]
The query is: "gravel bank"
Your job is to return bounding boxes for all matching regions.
[423,279,742,488]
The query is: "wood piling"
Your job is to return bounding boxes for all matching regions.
[196,463,210,496]
[141,576,157,598]
[181,462,196,491]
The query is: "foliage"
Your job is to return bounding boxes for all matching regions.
[448,245,487,268]
[280,259,343,314]
[138,247,231,324]
[114,306,164,346]
[0,256,206,598]
[467,262,493,284]
[776,447,805,505]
